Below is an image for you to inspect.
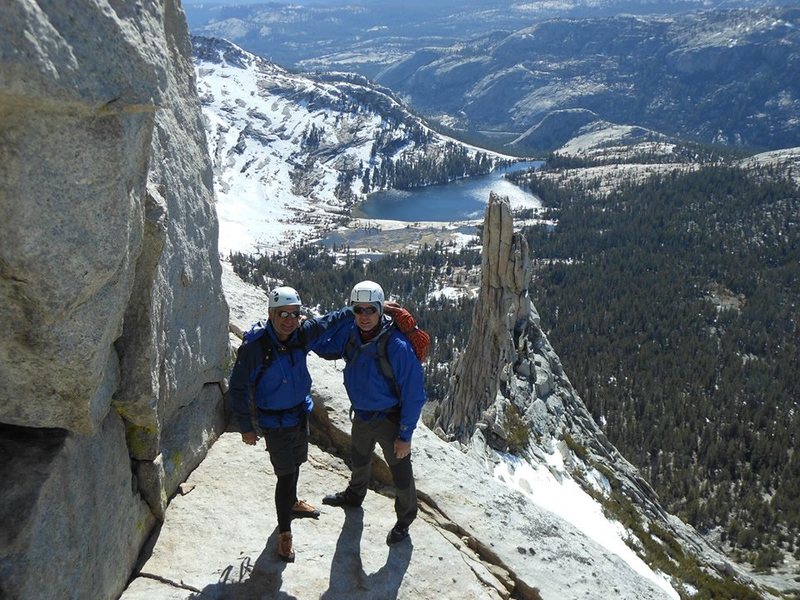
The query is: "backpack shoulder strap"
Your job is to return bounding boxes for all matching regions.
[376,325,401,399]
[343,325,402,399]
[242,322,274,436]
[253,333,274,390]
[342,328,361,363]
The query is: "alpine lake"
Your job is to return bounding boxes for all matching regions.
[320,161,543,253]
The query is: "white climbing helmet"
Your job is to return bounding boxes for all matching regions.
[349,280,385,309]
[269,286,302,309]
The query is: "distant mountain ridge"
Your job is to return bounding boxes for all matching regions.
[376,7,800,151]
[188,2,800,152]
[187,1,794,78]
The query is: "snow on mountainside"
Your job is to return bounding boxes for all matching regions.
[738,146,800,185]
[192,36,509,256]
[510,107,679,161]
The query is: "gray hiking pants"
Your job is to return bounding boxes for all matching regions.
[347,414,417,528]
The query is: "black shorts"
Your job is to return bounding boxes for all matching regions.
[264,424,309,477]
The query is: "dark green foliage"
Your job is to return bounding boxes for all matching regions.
[504,404,530,455]
[521,164,800,561]
[301,123,324,150]
[362,141,498,194]
[753,546,783,572]
[563,433,589,462]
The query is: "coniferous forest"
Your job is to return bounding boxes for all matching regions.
[522,165,799,569]
[230,162,799,570]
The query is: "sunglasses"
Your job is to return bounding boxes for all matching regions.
[353,305,378,315]
[277,310,301,319]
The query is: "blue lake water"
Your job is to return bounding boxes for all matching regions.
[357,161,543,222]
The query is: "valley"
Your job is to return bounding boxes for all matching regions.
[188,3,800,596]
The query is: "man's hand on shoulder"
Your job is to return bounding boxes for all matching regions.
[384,301,418,334]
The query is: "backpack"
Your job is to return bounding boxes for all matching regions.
[240,321,275,433]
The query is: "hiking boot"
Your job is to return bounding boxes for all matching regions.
[277,531,295,562]
[386,523,409,545]
[291,499,320,519]
[322,490,362,508]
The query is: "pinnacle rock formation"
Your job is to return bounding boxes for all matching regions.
[437,192,532,442]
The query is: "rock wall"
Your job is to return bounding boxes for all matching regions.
[0,1,229,598]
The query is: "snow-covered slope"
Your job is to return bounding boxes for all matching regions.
[193,36,506,255]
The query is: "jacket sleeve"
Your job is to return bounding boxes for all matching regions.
[301,307,354,358]
[228,340,258,433]
[391,335,427,442]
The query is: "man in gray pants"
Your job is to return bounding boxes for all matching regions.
[318,280,427,545]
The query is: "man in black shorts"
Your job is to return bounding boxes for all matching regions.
[229,286,354,561]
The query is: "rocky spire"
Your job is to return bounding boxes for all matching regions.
[434,190,675,534]
[437,193,531,442]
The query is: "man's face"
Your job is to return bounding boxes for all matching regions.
[353,303,380,332]
[270,304,301,341]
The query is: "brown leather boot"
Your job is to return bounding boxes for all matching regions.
[291,499,320,519]
[277,531,295,562]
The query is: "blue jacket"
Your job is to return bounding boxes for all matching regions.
[229,308,353,431]
[317,318,427,442]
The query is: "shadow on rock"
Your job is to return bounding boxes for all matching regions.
[321,507,413,600]
[189,528,295,600]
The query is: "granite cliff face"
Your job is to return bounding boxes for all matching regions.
[0,1,229,598]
